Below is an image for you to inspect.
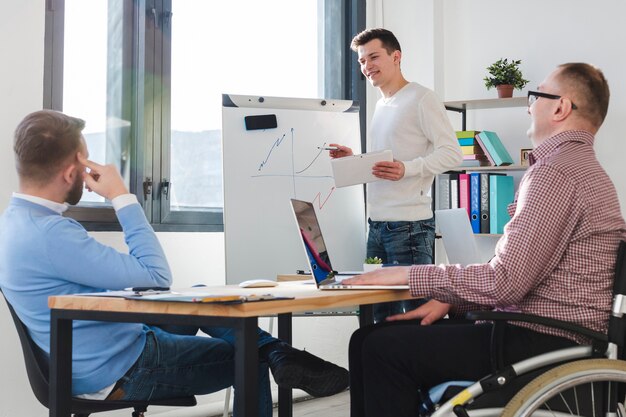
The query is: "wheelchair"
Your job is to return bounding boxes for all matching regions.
[427,240,626,417]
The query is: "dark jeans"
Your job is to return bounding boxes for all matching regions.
[367,217,435,322]
[348,319,577,417]
[113,324,277,417]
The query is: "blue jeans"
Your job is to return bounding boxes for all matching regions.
[367,217,436,323]
[115,325,273,417]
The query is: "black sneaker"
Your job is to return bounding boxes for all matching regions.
[267,346,349,397]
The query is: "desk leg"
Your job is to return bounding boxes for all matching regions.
[234,317,258,417]
[277,313,293,417]
[359,304,374,327]
[49,311,72,417]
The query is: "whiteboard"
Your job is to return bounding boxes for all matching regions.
[222,94,366,284]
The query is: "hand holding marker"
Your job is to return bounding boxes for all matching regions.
[326,143,354,158]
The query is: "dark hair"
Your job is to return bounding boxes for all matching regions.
[558,63,610,128]
[350,28,401,54]
[14,110,85,184]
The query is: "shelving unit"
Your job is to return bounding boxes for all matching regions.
[444,97,527,130]
[438,97,528,240]
[444,96,528,168]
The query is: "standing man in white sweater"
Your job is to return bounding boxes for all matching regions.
[330,28,462,322]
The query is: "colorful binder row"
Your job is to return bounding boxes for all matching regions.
[436,172,515,234]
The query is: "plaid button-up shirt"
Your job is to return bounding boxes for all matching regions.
[410,130,626,343]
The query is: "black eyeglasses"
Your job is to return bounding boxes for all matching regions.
[527,90,577,110]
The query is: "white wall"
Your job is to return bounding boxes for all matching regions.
[0,2,48,416]
[2,1,626,415]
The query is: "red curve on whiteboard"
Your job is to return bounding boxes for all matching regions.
[312,186,336,210]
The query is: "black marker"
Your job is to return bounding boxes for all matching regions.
[317,146,339,151]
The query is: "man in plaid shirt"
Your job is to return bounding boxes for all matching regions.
[345,63,626,417]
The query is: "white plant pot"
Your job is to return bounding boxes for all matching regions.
[363,263,383,272]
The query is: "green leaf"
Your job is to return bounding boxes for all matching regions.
[364,256,383,264]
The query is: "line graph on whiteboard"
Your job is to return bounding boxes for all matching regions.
[251,127,336,209]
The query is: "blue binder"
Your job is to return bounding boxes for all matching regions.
[469,172,481,233]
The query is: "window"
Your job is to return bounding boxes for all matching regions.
[44,0,365,231]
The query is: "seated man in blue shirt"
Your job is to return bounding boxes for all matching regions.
[0,110,348,415]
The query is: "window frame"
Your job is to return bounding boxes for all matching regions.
[44,0,365,232]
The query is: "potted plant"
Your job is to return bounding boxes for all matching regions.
[484,58,529,98]
[363,256,383,272]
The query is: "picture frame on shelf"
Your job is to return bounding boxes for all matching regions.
[520,148,532,167]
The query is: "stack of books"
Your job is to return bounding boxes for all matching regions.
[456,131,489,167]
[456,130,514,167]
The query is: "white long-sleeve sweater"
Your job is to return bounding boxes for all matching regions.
[368,82,462,221]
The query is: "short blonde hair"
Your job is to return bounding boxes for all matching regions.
[558,63,610,128]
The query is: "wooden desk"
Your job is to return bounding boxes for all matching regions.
[48,281,411,417]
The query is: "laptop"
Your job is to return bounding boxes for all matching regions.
[435,208,480,266]
[289,199,409,290]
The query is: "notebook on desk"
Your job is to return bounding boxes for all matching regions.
[289,198,409,290]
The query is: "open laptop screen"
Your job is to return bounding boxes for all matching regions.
[290,199,337,285]
[290,198,409,291]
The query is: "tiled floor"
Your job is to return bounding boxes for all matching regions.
[272,391,350,417]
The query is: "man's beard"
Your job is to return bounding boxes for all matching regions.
[65,174,84,205]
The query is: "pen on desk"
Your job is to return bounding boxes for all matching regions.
[317,146,339,151]
[125,286,171,296]
[126,286,170,292]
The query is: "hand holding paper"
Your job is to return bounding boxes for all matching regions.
[372,160,406,181]
[330,149,394,187]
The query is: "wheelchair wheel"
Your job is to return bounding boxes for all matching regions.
[501,359,626,417]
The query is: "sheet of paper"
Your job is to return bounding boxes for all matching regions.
[79,290,293,303]
[330,150,393,187]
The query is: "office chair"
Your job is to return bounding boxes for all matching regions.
[0,290,197,417]
[425,240,626,416]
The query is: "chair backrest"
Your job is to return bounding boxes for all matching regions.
[608,240,626,356]
[0,290,51,408]
[612,241,626,296]
[1,289,198,415]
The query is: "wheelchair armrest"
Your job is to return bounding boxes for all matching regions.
[464,310,608,343]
